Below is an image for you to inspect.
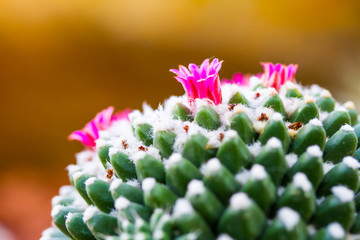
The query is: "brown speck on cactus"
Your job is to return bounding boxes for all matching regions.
[43,58,360,240]
[228,104,236,111]
[183,125,189,133]
[106,169,113,179]
[258,113,269,121]
[138,146,148,152]
[289,122,303,130]
[121,140,128,149]
[219,133,225,142]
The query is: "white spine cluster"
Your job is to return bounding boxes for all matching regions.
[187,179,206,196]
[340,124,354,132]
[115,197,130,210]
[266,137,282,149]
[201,158,222,175]
[230,193,252,210]
[110,178,123,191]
[83,206,98,222]
[309,118,323,127]
[277,207,300,231]
[84,177,97,186]
[173,199,194,217]
[328,222,345,239]
[293,173,312,192]
[142,178,156,194]
[249,164,267,180]
[331,185,355,203]
[306,145,323,157]
[343,156,360,169]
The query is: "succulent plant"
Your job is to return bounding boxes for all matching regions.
[41,59,360,240]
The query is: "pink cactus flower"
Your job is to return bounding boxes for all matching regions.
[222,72,262,86]
[261,62,298,91]
[170,58,223,106]
[69,106,131,149]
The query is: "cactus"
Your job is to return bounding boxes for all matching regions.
[42,59,360,240]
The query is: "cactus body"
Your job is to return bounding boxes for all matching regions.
[43,60,360,240]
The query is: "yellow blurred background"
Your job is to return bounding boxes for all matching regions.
[1,0,360,239]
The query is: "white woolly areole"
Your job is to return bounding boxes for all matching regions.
[344,101,356,109]
[115,197,130,210]
[95,138,108,148]
[84,177,97,186]
[266,137,282,149]
[108,147,122,158]
[230,192,252,210]
[51,205,63,217]
[206,130,225,149]
[67,164,81,175]
[195,98,214,110]
[165,153,183,169]
[323,162,335,174]
[173,198,194,217]
[142,178,156,193]
[131,151,148,163]
[233,104,245,114]
[110,178,122,191]
[119,219,131,229]
[277,207,300,231]
[222,130,238,142]
[109,209,118,218]
[72,171,85,181]
[320,111,330,122]
[309,118,323,127]
[285,81,297,90]
[286,153,298,168]
[235,170,250,185]
[83,206,98,222]
[309,84,323,96]
[271,112,284,121]
[331,185,355,203]
[42,228,57,237]
[248,141,262,157]
[336,107,348,113]
[217,234,234,240]
[250,164,267,180]
[249,76,262,88]
[153,230,165,239]
[126,179,140,188]
[340,124,354,132]
[201,158,222,175]
[328,222,345,239]
[306,145,323,157]
[187,179,206,196]
[75,150,96,164]
[128,110,142,122]
[118,233,131,240]
[133,233,147,240]
[51,196,64,206]
[343,156,360,169]
[321,90,332,98]
[59,185,75,196]
[304,95,314,103]
[293,173,312,192]
[278,186,285,196]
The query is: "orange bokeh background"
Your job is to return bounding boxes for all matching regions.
[1,1,360,239]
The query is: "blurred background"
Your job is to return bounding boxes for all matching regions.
[1,0,360,239]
